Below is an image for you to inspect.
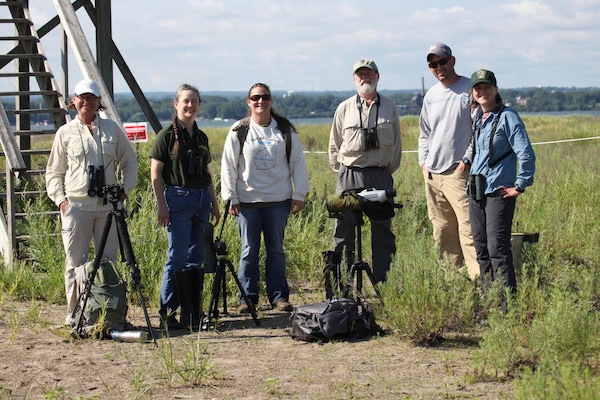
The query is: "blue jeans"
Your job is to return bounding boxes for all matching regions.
[159,186,211,313]
[237,201,290,305]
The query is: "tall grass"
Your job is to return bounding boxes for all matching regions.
[2,115,600,397]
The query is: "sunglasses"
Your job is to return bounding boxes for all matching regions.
[428,57,450,69]
[249,94,272,101]
[76,94,99,102]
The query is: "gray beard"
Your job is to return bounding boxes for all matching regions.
[357,82,376,95]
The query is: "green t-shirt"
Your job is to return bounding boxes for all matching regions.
[150,119,212,188]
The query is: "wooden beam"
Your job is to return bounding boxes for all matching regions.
[0,102,27,173]
[52,0,122,125]
[82,1,162,133]
[95,0,113,98]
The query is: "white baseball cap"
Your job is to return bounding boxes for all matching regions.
[73,79,100,97]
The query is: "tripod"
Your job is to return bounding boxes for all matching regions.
[72,185,157,346]
[201,202,261,331]
[341,210,384,304]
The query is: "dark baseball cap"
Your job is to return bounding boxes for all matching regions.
[426,43,452,60]
[471,69,497,87]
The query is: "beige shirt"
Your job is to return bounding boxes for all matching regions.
[328,93,402,173]
[46,115,138,211]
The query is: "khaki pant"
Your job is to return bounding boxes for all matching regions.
[61,204,118,322]
[423,168,479,279]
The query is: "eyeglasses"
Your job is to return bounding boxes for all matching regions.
[428,57,450,69]
[249,94,272,101]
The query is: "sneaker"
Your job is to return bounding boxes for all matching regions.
[274,300,293,312]
[238,302,250,314]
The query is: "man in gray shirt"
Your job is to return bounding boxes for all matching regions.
[418,43,478,279]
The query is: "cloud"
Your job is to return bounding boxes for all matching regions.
[13,0,600,92]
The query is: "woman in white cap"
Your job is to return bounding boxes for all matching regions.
[468,69,535,298]
[46,79,138,326]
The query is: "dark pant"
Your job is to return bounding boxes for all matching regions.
[469,192,517,292]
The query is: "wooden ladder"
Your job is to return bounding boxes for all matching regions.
[0,1,69,266]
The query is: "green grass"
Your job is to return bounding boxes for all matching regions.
[2,114,600,398]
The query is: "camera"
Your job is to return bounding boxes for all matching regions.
[326,188,401,220]
[361,127,379,151]
[187,148,207,176]
[468,174,486,201]
[87,165,106,198]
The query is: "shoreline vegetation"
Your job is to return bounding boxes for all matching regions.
[4,86,600,126]
[1,114,599,398]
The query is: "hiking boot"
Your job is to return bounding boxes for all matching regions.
[274,300,293,312]
[238,302,250,314]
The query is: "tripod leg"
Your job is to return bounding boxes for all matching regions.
[226,259,260,327]
[221,266,228,315]
[201,258,225,331]
[114,209,158,346]
[363,265,384,304]
[322,251,340,300]
[342,263,357,299]
[355,262,365,296]
[73,211,115,335]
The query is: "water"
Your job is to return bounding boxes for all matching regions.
[193,116,333,129]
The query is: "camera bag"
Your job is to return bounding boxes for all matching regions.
[73,259,129,336]
[290,297,381,342]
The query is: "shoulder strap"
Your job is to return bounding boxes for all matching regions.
[234,117,251,155]
[234,116,292,164]
[488,105,511,168]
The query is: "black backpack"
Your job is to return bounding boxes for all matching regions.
[233,116,292,163]
[290,298,381,342]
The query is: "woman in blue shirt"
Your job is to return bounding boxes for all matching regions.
[467,69,535,294]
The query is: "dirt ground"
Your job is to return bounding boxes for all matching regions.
[0,295,514,400]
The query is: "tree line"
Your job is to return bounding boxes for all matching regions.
[3,87,600,125]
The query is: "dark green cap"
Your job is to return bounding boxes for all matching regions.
[471,69,497,87]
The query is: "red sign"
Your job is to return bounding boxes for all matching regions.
[124,122,148,143]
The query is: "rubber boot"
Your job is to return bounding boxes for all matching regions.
[159,309,184,331]
[190,268,204,331]
[174,269,194,330]
[322,251,341,300]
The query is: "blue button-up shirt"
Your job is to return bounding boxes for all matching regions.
[471,106,535,194]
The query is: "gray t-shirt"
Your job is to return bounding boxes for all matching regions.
[418,76,473,173]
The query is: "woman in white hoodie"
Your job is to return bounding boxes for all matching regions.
[221,83,309,313]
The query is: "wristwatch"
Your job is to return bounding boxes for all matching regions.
[515,186,525,193]
[462,158,471,166]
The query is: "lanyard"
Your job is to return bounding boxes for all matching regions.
[474,104,507,168]
[356,94,379,131]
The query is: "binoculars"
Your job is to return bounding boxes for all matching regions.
[361,127,379,151]
[187,148,207,176]
[468,174,486,201]
[87,165,106,198]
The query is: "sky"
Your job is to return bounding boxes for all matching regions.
[12,0,600,94]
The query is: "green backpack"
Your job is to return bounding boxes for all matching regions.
[73,259,129,336]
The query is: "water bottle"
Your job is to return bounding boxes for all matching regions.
[110,330,147,343]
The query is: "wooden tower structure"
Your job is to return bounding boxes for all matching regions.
[0,0,160,267]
